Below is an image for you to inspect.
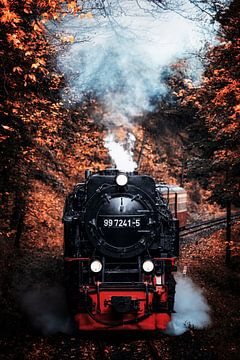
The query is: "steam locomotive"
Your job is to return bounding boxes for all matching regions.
[63,169,179,330]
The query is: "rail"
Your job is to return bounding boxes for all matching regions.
[146,339,161,359]
[180,212,240,237]
[95,339,108,359]
[95,338,162,360]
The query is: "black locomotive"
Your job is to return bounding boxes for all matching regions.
[63,168,179,330]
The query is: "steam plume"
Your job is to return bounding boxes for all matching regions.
[166,273,211,336]
[104,131,137,171]
[54,0,222,169]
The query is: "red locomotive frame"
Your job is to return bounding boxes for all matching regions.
[65,256,176,331]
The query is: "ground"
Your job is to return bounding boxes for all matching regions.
[0,224,240,360]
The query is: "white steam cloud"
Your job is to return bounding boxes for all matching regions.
[105,132,137,171]
[54,0,222,169]
[166,273,211,336]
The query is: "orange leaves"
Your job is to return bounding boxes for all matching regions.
[0,124,14,142]
[32,20,44,34]
[13,66,23,74]
[25,50,33,56]
[13,58,48,83]
[24,73,37,85]
[31,63,40,69]
[60,35,75,43]
[41,11,49,21]
[213,68,225,76]
[183,78,194,90]
[216,121,239,139]
[49,73,63,90]
[23,7,32,14]
[25,179,65,247]
[0,0,10,7]
[182,3,240,207]
[0,1,95,251]
[68,1,77,10]
[216,80,238,95]
[28,74,37,82]
[213,149,239,166]
[31,58,46,69]
[41,11,59,22]
[7,32,22,48]
[66,0,82,16]
[79,12,93,19]
[0,135,10,142]
[1,124,14,131]
[233,104,240,114]
[1,9,21,24]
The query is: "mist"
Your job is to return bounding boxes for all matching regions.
[21,286,73,336]
[54,0,224,167]
[166,273,211,336]
[57,0,211,117]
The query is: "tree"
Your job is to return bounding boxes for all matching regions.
[189,0,240,207]
[0,0,82,244]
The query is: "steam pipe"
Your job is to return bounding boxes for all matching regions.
[85,169,91,179]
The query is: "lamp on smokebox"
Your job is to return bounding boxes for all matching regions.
[116,173,128,187]
[90,260,103,273]
[142,259,154,273]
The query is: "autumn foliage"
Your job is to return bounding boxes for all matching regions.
[0,0,109,248]
[189,0,240,207]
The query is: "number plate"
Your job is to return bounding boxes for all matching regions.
[102,218,141,228]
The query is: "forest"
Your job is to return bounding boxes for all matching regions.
[0,0,239,359]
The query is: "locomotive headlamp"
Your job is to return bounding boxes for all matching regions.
[142,260,154,273]
[90,260,102,273]
[116,173,128,187]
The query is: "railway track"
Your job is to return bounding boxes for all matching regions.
[146,339,162,359]
[180,212,240,237]
[94,338,163,360]
[95,339,108,359]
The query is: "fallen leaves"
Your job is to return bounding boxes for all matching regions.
[13,66,23,74]
[1,124,14,131]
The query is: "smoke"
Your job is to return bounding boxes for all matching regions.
[57,0,209,112]
[104,131,137,171]
[166,273,211,336]
[21,286,73,335]
[54,0,223,169]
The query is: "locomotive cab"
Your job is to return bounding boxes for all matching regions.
[63,169,179,331]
